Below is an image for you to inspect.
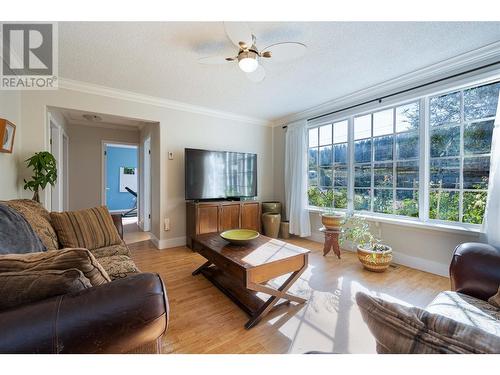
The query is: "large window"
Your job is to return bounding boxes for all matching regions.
[429,81,499,224]
[308,120,348,209]
[306,78,500,227]
[353,102,420,217]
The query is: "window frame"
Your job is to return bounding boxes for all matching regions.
[307,119,350,211]
[306,74,500,232]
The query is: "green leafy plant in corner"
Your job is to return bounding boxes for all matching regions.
[23,151,57,202]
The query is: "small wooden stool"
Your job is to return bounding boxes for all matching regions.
[319,227,341,259]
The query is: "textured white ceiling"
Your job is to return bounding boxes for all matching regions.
[59,22,500,121]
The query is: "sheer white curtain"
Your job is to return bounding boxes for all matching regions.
[284,120,311,237]
[482,91,500,248]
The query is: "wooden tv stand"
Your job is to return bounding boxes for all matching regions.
[186,200,261,249]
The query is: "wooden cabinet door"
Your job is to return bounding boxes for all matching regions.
[240,202,260,232]
[219,203,241,232]
[197,204,219,234]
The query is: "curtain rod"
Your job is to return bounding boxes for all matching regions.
[282,59,500,129]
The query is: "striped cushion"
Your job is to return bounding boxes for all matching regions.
[51,206,121,250]
[0,248,110,286]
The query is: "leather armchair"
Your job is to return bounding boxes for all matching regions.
[450,242,500,301]
[0,272,168,353]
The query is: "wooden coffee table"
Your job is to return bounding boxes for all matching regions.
[192,233,310,329]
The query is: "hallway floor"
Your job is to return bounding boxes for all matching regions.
[122,216,152,244]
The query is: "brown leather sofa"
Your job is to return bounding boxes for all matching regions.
[0,200,169,354]
[0,273,168,354]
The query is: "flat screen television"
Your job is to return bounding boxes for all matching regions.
[185,148,257,200]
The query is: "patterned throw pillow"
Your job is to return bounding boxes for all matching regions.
[0,248,111,286]
[0,269,91,311]
[50,206,121,250]
[0,203,46,254]
[488,286,500,309]
[1,199,59,251]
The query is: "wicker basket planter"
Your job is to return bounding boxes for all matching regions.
[321,213,343,230]
[356,244,393,272]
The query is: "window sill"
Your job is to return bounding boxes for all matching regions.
[307,207,482,236]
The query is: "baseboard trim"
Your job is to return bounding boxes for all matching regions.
[309,232,324,244]
[307,233,448,277]
[150,234,187,250]
[391,252,449,277]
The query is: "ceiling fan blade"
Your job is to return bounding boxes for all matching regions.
[198,56,234,65]
[224,22,254,49]
[261,42,307,62]
[246,64,266,83]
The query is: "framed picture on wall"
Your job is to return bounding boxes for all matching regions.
[0,119,16,153]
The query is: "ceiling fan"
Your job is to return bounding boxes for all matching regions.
[198,22,307,83]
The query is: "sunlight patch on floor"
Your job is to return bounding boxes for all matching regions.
[262,271,379,353]
[123,216,153,244]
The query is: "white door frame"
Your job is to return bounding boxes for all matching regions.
[141,136,152,231]
[62,133,70,210]
[48,113,67,212]
[101,141,140,212]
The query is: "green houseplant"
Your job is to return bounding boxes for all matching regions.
[308,187,343,229]
[339,214,392,272]
[23,151,57,202]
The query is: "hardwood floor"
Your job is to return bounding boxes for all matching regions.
[122,217,152,244]
[128,237,450,354]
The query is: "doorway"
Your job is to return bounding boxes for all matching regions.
[102,141,152,244]
[142,136,152,232]
[103,142,139,215]
[46,107,156,246]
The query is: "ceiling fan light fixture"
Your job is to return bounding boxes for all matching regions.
[239,57,258,73]
[238,51,258,73]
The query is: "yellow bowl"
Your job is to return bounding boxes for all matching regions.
[220,229,260,245]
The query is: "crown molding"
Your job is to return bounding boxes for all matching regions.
[58,78,271,127]
[272,41,500,126]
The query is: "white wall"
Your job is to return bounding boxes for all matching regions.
[0,91,22,200]
[65,124,140,210]
[272,126,480,277]
[19,87,274,246]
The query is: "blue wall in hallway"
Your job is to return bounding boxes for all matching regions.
[106,145,138,211]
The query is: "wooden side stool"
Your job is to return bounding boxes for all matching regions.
[319,227,341,259]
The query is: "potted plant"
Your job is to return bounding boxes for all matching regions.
[320,207,343,230]
[23,151,57,202]
[339,214,392,272]
[309,187,343,230]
